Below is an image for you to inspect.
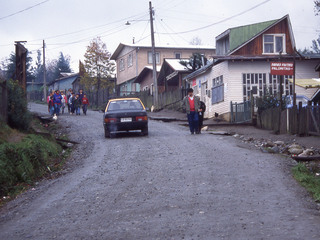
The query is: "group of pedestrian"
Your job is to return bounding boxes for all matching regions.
[47,89,89,116]
[182,88,206,135]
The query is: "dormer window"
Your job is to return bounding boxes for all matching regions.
[263,34,286,54]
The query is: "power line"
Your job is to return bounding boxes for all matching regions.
[28,11,149,43]
[0,0,50,21]
[158,0,271,35]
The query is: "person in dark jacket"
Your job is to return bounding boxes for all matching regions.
[73,94,81,115]
[197,99,206,134]
[48,96,55,116]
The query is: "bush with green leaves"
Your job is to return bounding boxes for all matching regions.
[7,79,31,130]
[256,90,288,113]
[0,134,61,196]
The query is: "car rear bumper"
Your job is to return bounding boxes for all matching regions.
[104,121,147,132]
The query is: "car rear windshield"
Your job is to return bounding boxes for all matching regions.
[107,100,144,112]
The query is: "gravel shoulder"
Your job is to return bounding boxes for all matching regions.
[0,103,320,240]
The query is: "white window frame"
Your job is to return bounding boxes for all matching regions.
[119,58,125,71]
[148,52,160,64]
[127,53,133,67]
[263,34,286,55]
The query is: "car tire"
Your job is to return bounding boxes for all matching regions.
[104,128,110,138]
[142,126,148,136]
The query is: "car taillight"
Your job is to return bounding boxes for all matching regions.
[105,118,117,123]
[136,116,148,121]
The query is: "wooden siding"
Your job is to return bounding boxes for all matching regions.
[116,46,215,85]
[232,19,294,56]
[195,59,319,119]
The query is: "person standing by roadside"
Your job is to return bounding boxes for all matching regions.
[53,90,62,116]
[82,94,89,115]
[182,88,200,134]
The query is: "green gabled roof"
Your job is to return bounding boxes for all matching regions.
[229,19,278,52]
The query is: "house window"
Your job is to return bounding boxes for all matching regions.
[242,73,292,102]
[212,75,224,104]
[119,59,125,71]
[128,54,133,67]
[263,34,286,54]
[148,52,160,64]
[175,52,181,59]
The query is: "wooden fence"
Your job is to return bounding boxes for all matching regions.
[230,100,252,123]
[27,90,43,102]
[257,103,320,136]
[128,88,187,111]
[0,80,8,122]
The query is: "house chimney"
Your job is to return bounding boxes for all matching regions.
[133,37,135,44]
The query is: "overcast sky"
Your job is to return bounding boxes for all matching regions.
[1,0,319,71]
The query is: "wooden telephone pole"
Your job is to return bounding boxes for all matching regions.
[43,40,47,101]
[149,1,158,109]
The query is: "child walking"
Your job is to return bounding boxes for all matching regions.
[48,96,55,116]
[73,94,81,115]
[82,94,89,115]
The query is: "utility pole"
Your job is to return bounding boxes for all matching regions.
[149,1,158,109]
[43,40,47,102]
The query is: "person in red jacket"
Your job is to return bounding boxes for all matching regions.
[82,94,89,115]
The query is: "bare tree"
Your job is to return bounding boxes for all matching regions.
[189,37,202,45]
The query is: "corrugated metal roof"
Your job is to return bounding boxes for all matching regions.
[229,19,277,52]
[288,78,320,88]
[165,59,189,71]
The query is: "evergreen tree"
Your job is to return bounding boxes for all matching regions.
[1,51,34,82]
[53,52,72,80]
[180,53,208,71]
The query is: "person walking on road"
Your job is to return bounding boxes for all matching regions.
[66,88,73,114]
[73,94,81,116]
[182,88,200,134]
[61,91,67,115]
[48,96,55,116]
[195,95,206,134]
[82,94,89,115]
[53,90,62,116]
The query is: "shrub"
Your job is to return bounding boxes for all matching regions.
[7,79,31,130]
[292,163,320,202]
[0,134,61,196]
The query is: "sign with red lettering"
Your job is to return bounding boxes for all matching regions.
[192,79,196,87]
[270,62,294,76]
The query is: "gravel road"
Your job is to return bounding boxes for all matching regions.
[1,103,320,240]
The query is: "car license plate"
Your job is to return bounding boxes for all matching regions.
[121,118,132,122]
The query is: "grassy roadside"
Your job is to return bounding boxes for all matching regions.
[0,118,71,207]
[292,163,320,202]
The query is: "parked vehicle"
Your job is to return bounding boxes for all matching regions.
[103,98,148,138]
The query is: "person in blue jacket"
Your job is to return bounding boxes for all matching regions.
[53,90,62,115]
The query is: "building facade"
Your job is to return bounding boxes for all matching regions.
[110,43,215,95]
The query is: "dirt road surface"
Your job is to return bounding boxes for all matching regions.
[1,103,320,240]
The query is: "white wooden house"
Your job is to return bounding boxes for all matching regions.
[184,15,320,120]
